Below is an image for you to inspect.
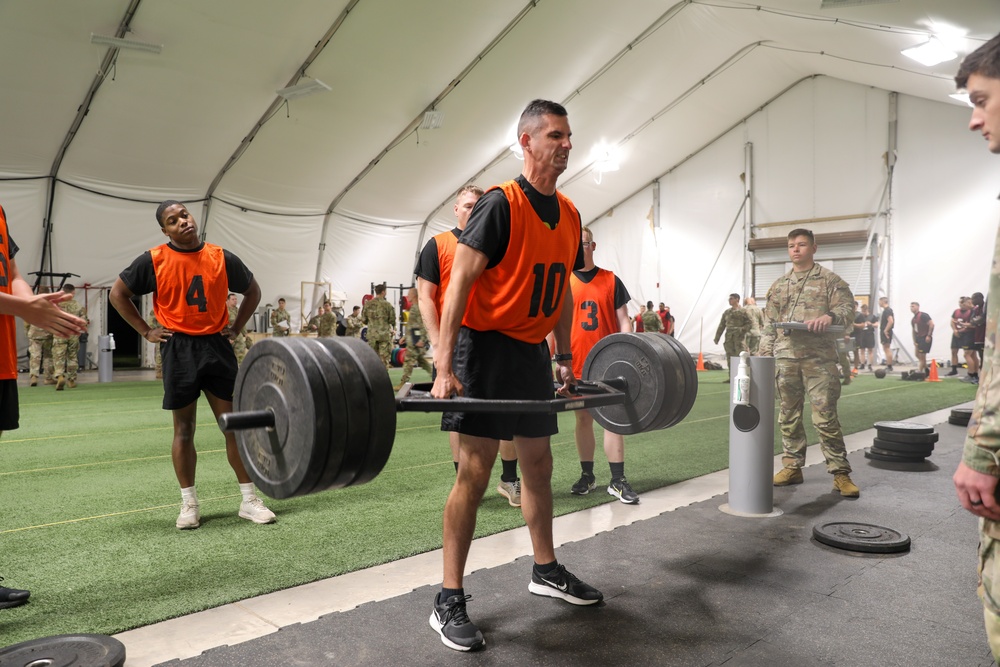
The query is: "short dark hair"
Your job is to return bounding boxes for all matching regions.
[517,99,568,137]
[911,301,920,308]
[646,300,654,310]
[787,228,814,244]
[278,298,285,304]
[956,32,1000,89]
[375,284,387,295]
[729,293,740,301]
[63,283,76,293]
[352,305,360,312]
[155,200,184,227]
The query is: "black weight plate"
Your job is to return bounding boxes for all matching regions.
[583,333,671,435]
[813,521,911,554]
[951,407,973,418]
[873,421,934,435]
[638,333,686,430]
[865,447,927,463]
[0,633,126,667]
[653,333,698,428]
[234,338,330,499]
[311,338,373,489]
[873,428,938,445]
[871,438,934,456]
[335,337,396,486]
[949,416,971,426]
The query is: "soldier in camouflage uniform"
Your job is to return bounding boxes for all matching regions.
[51,284,87,389]
[270,298,291,337]
[304,306,322,334]
[640,300,662,333]
[743,296,765,355]
[147,308,163,378]
[318,302,337,338]
[228,293,251,364]
[362,284,396,370]
[397,288,433,389]
[759,228,859,498]
[714,294,751,380]
[27,322,54,386]
[345,305,363,338]
[950,35,1000,662]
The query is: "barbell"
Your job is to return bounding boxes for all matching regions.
[219,332,698,499]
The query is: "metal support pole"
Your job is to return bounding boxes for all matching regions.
[721,355,781,517]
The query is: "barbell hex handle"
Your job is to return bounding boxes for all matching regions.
[776,322,846,335]
[395,391,625,415]
[219,409,276,432]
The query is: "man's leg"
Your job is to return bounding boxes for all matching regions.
[774,360,807,484]
[171,400,201,529]
[980,522,1000,664]
[514,436,555,565]
[443,435,501,589]
[804,360,858,497]
[205,390,276,524]
[571,411,598,495]
[496,439,520,507]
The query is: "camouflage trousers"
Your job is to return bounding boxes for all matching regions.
[775,358,850,474]
[232,334,249,365]
[399,344,433,384]
[723,332,747,368]
[52,336,80,380]
[746,334,760,357]
[979,519,1000,662]
[367,332,393,370]
[28,336,54,379]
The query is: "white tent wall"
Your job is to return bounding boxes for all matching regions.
[589,74,999,365]
[893,94,1000,364]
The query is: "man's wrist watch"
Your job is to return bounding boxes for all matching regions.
[553,353,573,362]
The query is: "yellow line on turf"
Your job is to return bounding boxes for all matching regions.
[0,449,226,476]
[0,422,222,444]
[1,493,241,534]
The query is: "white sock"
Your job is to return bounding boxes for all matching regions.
[181,486,198,504]
[239,483,256,501]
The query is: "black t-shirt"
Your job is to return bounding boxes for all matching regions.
[414,228,460,285]
[459,175,585,271]
[572,266,630,310]
[119,243,253,296]
[880,306,894,331]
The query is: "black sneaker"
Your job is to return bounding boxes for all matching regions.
[608,477,640,504]
[570,473,596,496]
[528,565,603,605]
[946,368,959,376]
[0,578,30,609]
[429,593,484,652]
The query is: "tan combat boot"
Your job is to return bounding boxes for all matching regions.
[55,375,65,391]
[833,473,860,498]
[43,377,56,385]
[773,467,803,486]
[66,379,77,389]
[29,375,37,387]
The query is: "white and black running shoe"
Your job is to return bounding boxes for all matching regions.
[429,593,485,652]
[528,565,603,605]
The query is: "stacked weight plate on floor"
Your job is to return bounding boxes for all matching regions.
[949,407,973,427]
[0,633,126,667]
[864,420,937,463]
[582,332,698,434]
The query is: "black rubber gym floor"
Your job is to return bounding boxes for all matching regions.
[160,414,995,667]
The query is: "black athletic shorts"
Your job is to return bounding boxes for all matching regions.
[880,332,892,346]
[952,333,974,350]
[161,332,238,410]
[914,336,932,354]
[441,327,557,440]
[0,379,19,431]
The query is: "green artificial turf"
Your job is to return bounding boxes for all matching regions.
[0,369,976,644]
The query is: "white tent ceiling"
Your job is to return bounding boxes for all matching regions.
[1,0,998,330]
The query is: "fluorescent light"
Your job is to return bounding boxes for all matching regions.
[590,142,621,173]
[419,111,445,130]
[276,79,331,101]
[91,33,162,54]
[950,91,972,107]
[901,38,956,67]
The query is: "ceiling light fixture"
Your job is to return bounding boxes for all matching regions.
[419,110,445,130]
[90,33,162,54]
[590,141,621,184]
[901,37,957,67]
[276,78,331,101]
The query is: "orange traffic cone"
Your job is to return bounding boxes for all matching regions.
[696,352,706,372]
[927,359,941,382]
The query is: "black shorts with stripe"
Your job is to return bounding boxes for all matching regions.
[161,333,238,410]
